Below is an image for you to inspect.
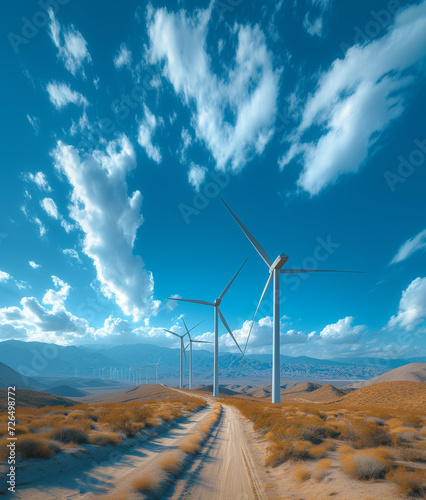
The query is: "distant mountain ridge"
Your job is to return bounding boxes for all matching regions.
[0,339,423,382]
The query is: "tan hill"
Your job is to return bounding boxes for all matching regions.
[282,382,322,394]
[0,387,76,411]
[0,361,46,391]
[291,384,346,403]
[337,381,426,411]
[43,385,88,397]
[81,383,189,403]
[352,362,426,388]
[196,384,239,396]
[249,387,271,398]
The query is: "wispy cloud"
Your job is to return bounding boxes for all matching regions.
[26,114,40,135]
[26,172,52,192]
[47,82,88,110]
[147,5,279,172]
[40,198,59,219]
[113,43,132,70]
[391,229,426,264]
[48,8,92,77]
[28,261,41,269]
[137,104,163,163]
[188,163,207,191]
[63,248,82,264]
[280,1,426,195]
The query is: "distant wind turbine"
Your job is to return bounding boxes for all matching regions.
[154,358,161,384]
[182,319,212,390]
[168,260,246,397]
[145,358,152,385]
[163,327,188,388]
[221,198,362,404]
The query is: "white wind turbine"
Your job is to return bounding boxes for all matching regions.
[163,327,188,388]
[182,319,212,390]
[145,358,153,385]
[168,260,246,397]
[221,198,361,404]
[154,358,161,384]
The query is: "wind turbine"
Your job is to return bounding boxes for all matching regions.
[154,358,161,384]
[145,358,152,385]
[182,319,212,390]
[221,198,361,404]
[168,260,246,397]
[163,328,188,388]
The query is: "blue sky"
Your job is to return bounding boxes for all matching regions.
[0,0,425,360]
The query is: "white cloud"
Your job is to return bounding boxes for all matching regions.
[280,1,426,195]
[63,248,82,264]
[391,229,426,264]
[388,277,426,331]
[137,104,163,163]
[29,261,41,269]
[47,82,88,110]
[26,114,40,135]
[48,8,92,77]
[147,5,279,172]
[34,217,47,237]
[40,198,59,219]
[188,163,207,191]
[113,43,132,69]
[0,270,11,283]
[319,316,366,344]
[26,172,52,192]
[303,14,323,37]
[42,276,70,307]
[303,0,332,38]
[179,127,192,163]
[52,135,160,320]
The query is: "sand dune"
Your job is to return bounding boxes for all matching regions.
[352,362,426,388]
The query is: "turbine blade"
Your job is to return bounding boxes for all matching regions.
[182,339,187,363]
[242,273,273,359]
[192,340,213,344]
[168,298,215,306]
[217,308,243,355]
[221,198,272,267]
[188,320,205,333]
[182,318,189,334]
[163,329,181,338]
[280,269,364,274]
[218,259,247,301]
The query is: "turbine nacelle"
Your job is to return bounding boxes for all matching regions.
[269,254,289,272]
[214,298,221,306]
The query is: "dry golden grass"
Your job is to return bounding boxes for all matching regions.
[0,434,61,460]
[48,426,89,444]
[132,471,160,493]
[309,441,333,459]
[179,433,202,454]
[89,431,121,446]
[340,448,394,480]
[386,466,426,497]
[293,463,311,482]
[158,450,185,475]
[313,458,333,482]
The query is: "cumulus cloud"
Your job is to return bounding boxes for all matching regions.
[137,104,163,163]
[29,261,41,269]
[113,43,132,69]
[147,5,279,172]
[0,270,11,283]
[280,1,426,195]
[52,135,160,320]
[26,172,52,192]
[40,198,59,219]
[188,163,207,191]
[391,229,426,264]
[47,82,88,110]
[48,8,92,76]
[319,316,366,344]
[388,277,426,331]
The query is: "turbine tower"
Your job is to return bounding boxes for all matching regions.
[154,358,161,384]
[221,198,361,404]
[163,328,188,388]
[182,319,212,390]
[145,358,152,385]
[168,260,246,397]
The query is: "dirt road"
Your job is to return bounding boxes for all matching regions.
[167,404,266,500]
[11,403,265,499]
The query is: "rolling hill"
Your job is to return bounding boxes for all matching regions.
[0,387,77,411]
[351,362,426,387]
[0,361,47,390]
[43,385,88,397]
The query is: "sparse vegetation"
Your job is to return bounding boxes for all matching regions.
[158,450,185,475]
[0,434,61,460]
[89,431,121,446]
[293,463,311,482]
[339,448,394,480]
[49,426,89,444]
[313,458,333,482]
[132,471,160,493]
[386,466,426,497]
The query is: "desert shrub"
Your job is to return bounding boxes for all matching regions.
[293,440,312,459]
[179,433,202,454]
[89,432,121,446]
[293,464,310,482]
[309,442,331,460]
[264,431,275,441]
[340,418,391,448]
[390,426,419,443]
[313,458,333,482]
[338,444,354,455]
[0,434,60,460]
[397,445,426,463]
[158,450,185,475]
[132,472,160,493]
[386,466,426,497]
[265,440,293,466]
[49,426,88,444]
[0,424,29,437]
[340,448,393,480]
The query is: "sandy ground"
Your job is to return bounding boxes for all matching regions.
[10,405,212,499]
